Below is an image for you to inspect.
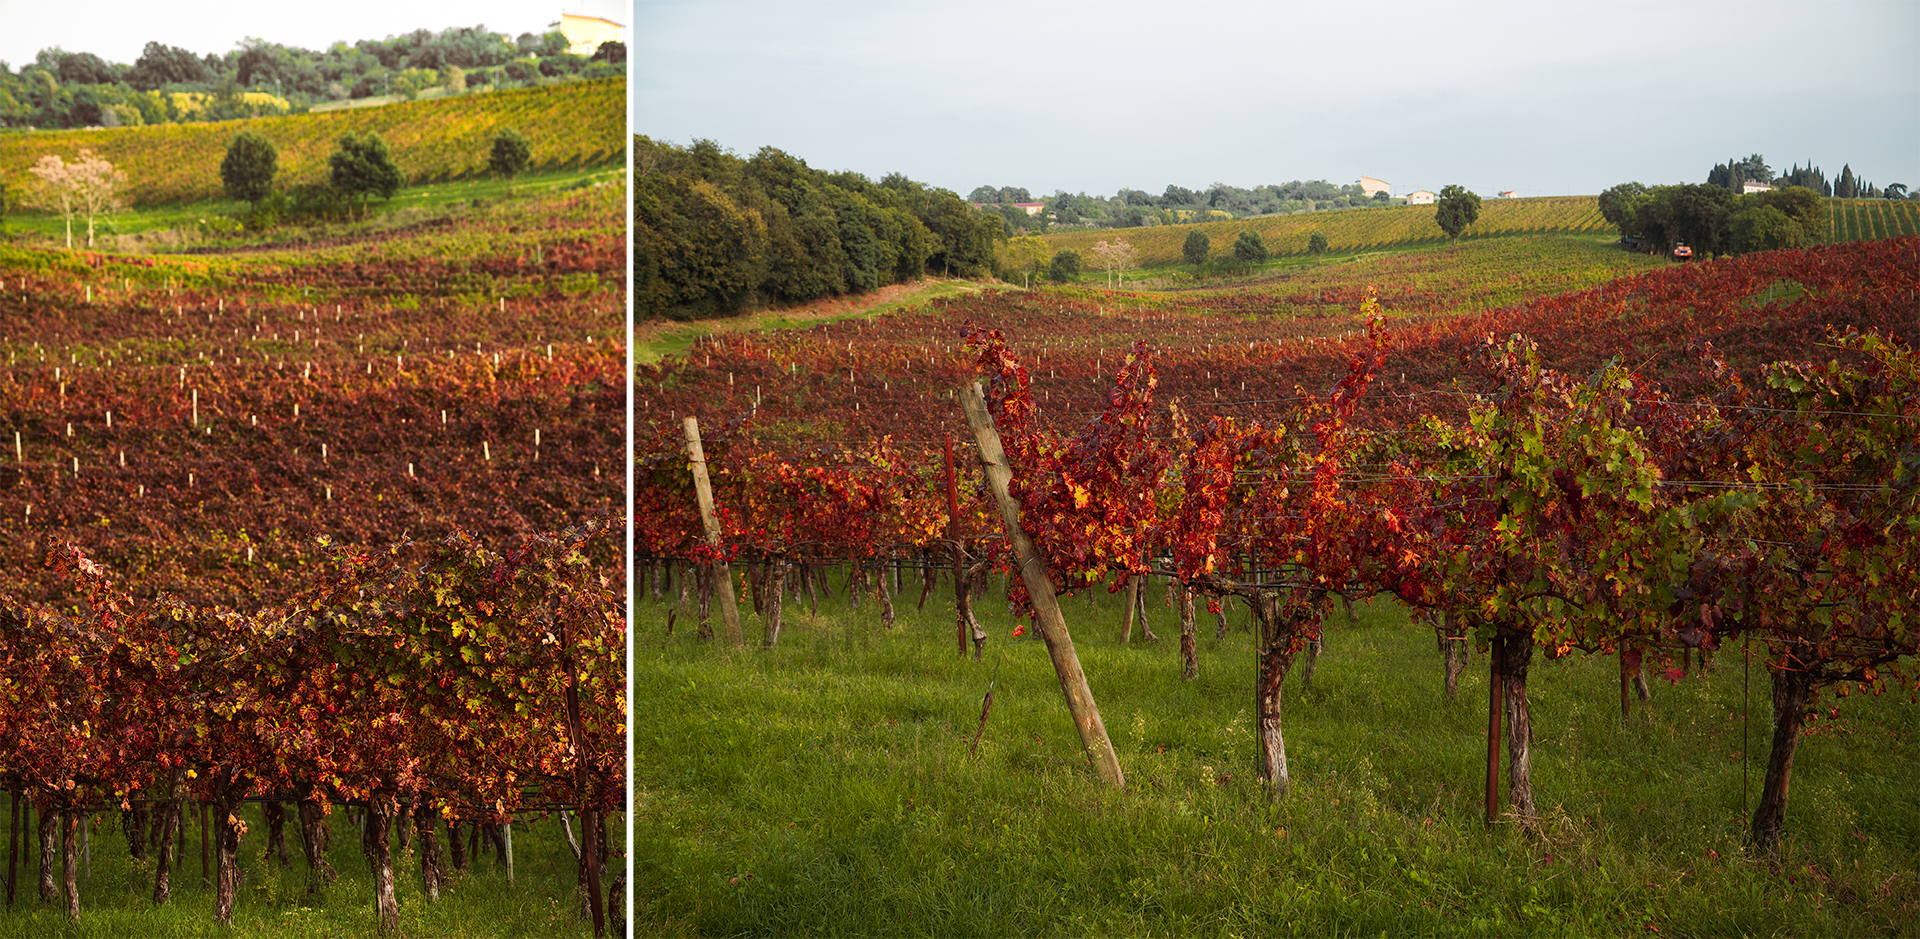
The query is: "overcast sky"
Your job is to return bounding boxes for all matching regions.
[0,0,630,70]
[635,0,1920,198]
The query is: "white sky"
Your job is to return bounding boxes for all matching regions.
[0,1,630,69]
[634,0,1920,198]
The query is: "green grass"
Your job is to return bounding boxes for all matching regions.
[1,164,620,248]
[0,802,619,937]
[635,571,1918,937]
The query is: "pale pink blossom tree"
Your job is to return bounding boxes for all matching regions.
[28,149,127,249]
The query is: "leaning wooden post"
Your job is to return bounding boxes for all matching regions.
[960,382,1125,790]
[683,417,744,649]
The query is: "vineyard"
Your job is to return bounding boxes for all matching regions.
[1,183,625,934]
[637,236,1919,931]
[1043,195,1613,267]
[0,78,625,207]
[1828,198,1920,243]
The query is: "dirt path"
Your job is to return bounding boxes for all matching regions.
[634,279,991,348]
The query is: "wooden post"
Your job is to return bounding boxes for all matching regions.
[960,382,1125,790]
[1485,636,1503,826]
[683,417,743,649]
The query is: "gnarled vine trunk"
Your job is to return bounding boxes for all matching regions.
[1432,611,1467,701]
[1750,665,1814,859]
[152,769,183,904]
[211,777,247,924]
[298,798,334,895]
[1178,583,1198,680]
[762,560,786,647]
[1498,624,1537,823]
[37,802,55,903]
[1248,589,1322,795]
[60,809,79,920]
[414,802,442,901]
[369,795,399,934]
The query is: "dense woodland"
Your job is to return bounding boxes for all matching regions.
[635,136,1003,320]
[0,26,624,129]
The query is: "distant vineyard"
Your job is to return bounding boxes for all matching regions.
[1045,195,1611,267]
[0,77,624,207]
[1827,198,1920,243]
[0,186,624,607]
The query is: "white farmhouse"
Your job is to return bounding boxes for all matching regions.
[1405,190,1436,205]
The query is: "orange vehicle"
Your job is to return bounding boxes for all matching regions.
[1672,243,1694,261]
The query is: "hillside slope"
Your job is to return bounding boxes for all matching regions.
[0,78,623,207]
[1044,195,1610,266]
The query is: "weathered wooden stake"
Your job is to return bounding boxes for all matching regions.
[960,382,1124,790]
[683,417,744,648]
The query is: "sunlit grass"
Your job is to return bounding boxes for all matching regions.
[0,803,617,938]
[636,571,1918,937]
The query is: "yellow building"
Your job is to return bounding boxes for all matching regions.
[559,12,626,56]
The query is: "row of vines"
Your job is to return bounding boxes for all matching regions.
[1828,198,1920,244]
[637,236,1919,861]
[1,516,624,932]
[4,184,627,934]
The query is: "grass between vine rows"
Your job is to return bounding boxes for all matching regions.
[0,802,617,938]
[634,570,1917,937]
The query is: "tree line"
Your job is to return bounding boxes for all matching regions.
[1598,181,1827,257]
[0,26,624,130]
[635,136,1003,320]
[1705,153,1909,200]
[971,179,1388,233]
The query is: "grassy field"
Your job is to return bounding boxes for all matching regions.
[634,572,1918,937]
[0,801,620,937]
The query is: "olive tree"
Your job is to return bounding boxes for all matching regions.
[1049,249,1081,283]
[1232,229,1268,263]
[1435,184,1482,243]
[488,127,533,182]
[1182,229,1210,265]
[221,130,278,208]
[328,132,406,218]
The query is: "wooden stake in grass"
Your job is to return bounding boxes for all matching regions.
[683,417,743,649]
[961,381,1125,790]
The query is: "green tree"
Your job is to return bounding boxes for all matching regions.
[1597,181,1648,235]
[1182,229,1210,265]
[1232,229,1268,263]
[220,130,278,207]
[1049,249,1081,283]
[328,131,405,218]
[1307,230,1329,255]
[488,127,532,181]
[1004,235,1051,287]
[1727,204,1802,255]
[1434,184,1482,242]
